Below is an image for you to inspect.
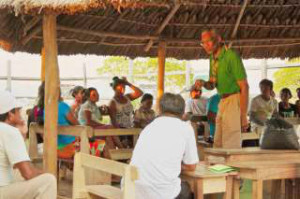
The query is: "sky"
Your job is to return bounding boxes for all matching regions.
[0,48,288,104]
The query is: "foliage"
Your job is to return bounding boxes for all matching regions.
[273,59,300,99]
[97,56,192,93]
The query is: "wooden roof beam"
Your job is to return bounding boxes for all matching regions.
[144,3,181,52]
[23,16,41,37]
[229,0,249,48]
[57,25,157,40]
[180,2,300,8]
[100,10,130,43]
[21,25,42,45]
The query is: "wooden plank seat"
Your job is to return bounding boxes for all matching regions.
[108,149,133,161]
[73,153,138,199]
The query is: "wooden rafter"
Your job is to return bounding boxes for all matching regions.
[21,26,42,45]
[23,16,41,36]
[100,10,129,43]
[229,0,249,48]
[144,3,180,52]
[180,1,300,8]
[57,25,156,40]
[32,36,300,49]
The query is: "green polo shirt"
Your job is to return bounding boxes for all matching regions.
[209,46,247,95]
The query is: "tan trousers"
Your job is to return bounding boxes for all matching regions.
[0,173,57,199]
[213,93,242,148]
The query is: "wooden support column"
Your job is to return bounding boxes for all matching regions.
[41,47,45,82]
[43,14,59,175]
[156,41,166,111]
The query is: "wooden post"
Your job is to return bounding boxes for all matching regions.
[128,58,134,83]
[41,47,45,82]
[185,62,191,89]
[43,14,59,176]
[6,60,11,91]
[156,41,166,111]
[261,59,268,80]
[83,63,87,87]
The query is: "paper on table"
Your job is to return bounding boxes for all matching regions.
[208,164,237,173]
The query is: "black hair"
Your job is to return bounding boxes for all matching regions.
[296,88,300,93]
[259,79,273,90]
[0,109,15,122]
[37,82,45,109]
[70,86,84,98]
[280,88,292,98]
[82,87,98,103]
[141,93,153,103]
[110,76,126,90]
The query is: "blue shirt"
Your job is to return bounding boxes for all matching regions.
[207,94,221,137]
[44,101,75,148]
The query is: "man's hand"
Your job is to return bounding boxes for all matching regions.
[241,114,249,132]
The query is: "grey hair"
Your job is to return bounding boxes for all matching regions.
[159,93,185,117]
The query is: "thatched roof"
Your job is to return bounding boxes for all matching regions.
[0,0,300,59]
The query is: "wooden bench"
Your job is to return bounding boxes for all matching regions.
[93,128,141,161]
[29,123,93,159]
[29,123,110,185]
[73,152,138,199]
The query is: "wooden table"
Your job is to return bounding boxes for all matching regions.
[181,163,238,199]
[229,160,300,199]
[204,147,300,165]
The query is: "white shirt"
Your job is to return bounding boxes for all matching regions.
[185,97,208,116]
[130,116,199,199]
[0,122,30,186]
[250,95,278,124]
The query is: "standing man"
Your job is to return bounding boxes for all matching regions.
[0,91,57,199]
[196,30,249,148]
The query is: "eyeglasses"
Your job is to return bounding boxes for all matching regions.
[200,38,214,47]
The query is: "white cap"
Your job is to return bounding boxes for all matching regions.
[0,91,24,114]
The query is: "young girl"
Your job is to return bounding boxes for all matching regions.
[279,88,297,117]
[78,87,124,156]
[134,93,155,129]
[70,86,84,118]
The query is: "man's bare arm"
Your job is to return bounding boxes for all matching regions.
[14,161,44,180]
[237,79,249,132]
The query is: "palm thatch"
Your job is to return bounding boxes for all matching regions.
[0,0,300,59]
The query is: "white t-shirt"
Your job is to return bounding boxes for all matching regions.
[185,97,208,116]
[0,122,30,186]
[130,116,199,199]
[250,95,278,124]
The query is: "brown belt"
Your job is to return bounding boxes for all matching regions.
[221,92,239,99]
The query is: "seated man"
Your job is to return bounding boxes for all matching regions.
[183,86,208,139]
[130,93,199,199]
[0,91,56,199]
[183,85,207,120]
[249,79,278,133]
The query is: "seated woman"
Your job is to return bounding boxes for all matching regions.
[70,85,84,118]
[78,87,124,156]
[134,93,155,129]
[109,76,143,147]
[56,91,80,159]
[279,88,297,118]
[28,82,45,147]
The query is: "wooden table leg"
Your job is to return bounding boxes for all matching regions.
[194,179,204,199]
[223,175,233,199]
[233,177,240,199]
[252,180,263,199]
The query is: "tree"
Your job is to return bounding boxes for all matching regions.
[273,58,300,98]
[97,56,193,94]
